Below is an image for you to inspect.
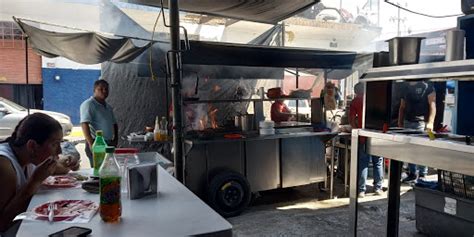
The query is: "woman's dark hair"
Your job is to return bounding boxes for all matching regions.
[5,113,62,147]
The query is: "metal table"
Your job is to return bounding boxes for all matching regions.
[16,165,232,237]
[330,132,351,198]
[349,129,474,237]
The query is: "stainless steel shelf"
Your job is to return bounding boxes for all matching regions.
[360,59,474,82]
[361,130,474,176]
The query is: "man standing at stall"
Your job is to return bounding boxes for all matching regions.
[80,79,118,167]
[270,99,294,123]
[398,80,436,182]
[350,82,384,197]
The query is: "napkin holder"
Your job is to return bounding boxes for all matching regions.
[128,163,158,200]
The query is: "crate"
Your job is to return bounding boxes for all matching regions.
[439,170,474,200]
[415,186,474,237]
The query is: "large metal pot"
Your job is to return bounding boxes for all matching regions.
[238,114,255,132]
[445,29,465,61]
[386,37,424,66]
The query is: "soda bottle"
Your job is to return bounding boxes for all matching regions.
[154,116,161,141]
[99,146,122,223]
[160,116,168,141]
[92,130,107,176]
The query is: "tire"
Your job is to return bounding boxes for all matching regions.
[207,171,251,217]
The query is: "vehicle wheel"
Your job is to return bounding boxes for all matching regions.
[208,171,251,217]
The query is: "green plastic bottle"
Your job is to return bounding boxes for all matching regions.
[92,130,107,176]
[99,146,121,223]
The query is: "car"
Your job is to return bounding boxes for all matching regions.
[0,97,73,141]
[284,99,311,118]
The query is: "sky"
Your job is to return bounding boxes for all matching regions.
[322,0,462,40]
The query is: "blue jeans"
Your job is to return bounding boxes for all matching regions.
[404,120,428,176]
[358,143,384,193]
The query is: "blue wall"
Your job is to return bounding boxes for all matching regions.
[43,68,100,125]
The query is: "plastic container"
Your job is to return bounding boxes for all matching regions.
[259,128,275,135]
[440,170,474,200]
[114,148,139,193]
[259,120,275,129]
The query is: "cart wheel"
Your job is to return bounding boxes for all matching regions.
[208,171,251,217]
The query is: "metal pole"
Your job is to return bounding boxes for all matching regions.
[169,0,184,182]
[296,68,299,121]
[349,129,360,236]
[25,36,30,115]
[387,160,402,237]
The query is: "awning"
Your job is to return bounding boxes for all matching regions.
[181,40,365,70]
[127,0,320,24]
[16,19,371,70]
[15,19,152,65]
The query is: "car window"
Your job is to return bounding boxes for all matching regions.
[286,100,308,108]
[0,97,26,111]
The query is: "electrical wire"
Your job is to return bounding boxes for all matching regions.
[149,6,163,81]
[385,0,463,18]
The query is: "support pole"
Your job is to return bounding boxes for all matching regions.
[25,36,30,115]
[349,129,360,236]
[387,159,402,237]
[169,0,184,182]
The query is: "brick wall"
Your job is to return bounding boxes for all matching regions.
[0,41,42,85]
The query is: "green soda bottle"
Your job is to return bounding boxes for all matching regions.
[92,130,107,176]
[99,146,121,223]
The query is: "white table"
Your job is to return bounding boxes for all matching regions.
[17,165,232,236]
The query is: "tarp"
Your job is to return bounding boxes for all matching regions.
[127,0,319,24]
[15,19,152,65]
[16,19,370,70]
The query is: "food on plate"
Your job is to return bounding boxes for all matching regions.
[68,173,89,181]
[33,200,98,221]
[42,176,78,188]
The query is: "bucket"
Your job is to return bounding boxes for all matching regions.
[386,37,424,66]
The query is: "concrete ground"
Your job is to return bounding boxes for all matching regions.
[66,127,425,237]
[228,179,425,237]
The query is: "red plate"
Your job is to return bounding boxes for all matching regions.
[33,200,97,222]
[42,176,78,188]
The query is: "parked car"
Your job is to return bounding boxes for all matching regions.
[0,97,73,140]
[284,99,311,118]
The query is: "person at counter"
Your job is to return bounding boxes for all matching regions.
[80,79,118,167]
[350,82,384,198]
[398,80,436,182]
[0,114,79,236]
[270,99,294,123]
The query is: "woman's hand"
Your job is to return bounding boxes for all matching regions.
[29,158,57,185]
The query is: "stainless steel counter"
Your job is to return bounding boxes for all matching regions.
[184,131,337,198]
[185,131,336,144]
[349,129,474,237]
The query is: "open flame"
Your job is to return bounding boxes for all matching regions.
[213,85,221,92]
[209,106,218,129]
[195,104,219,131]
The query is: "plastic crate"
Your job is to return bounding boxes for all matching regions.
[439,170,474,200]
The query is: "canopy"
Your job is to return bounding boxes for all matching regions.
[15,19,152,65]
[16,19,370,71]
[127,0,319,24]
